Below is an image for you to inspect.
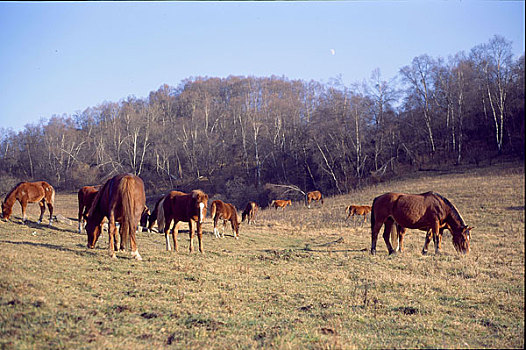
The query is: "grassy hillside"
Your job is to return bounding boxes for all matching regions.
[0,162,524,349]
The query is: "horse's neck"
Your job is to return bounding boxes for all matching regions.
[4,191,18,206]
[445,211,464,231]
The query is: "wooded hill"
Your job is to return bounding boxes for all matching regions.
[0,35,523,207]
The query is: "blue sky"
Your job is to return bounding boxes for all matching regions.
[0,1,524,131]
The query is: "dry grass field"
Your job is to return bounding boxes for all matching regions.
[0,162,524,349]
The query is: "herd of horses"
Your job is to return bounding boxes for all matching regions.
[1,176,473,260]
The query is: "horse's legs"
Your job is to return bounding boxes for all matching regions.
[78,204,84,233]
[382,218,396,255]
[37,200,46,224]
[197,221,204,253]
[422,230,432,255]
[397,226,407,252]
[129,227,142,261]
[432,222,442,254]
[231,219,239,239]
[213,215,220,238]
[19,199,28,223]
[108,215,117,259]
[370,215,384,255]
[164,218,173,251]
[188,220,195,253]
[46,201,54,226]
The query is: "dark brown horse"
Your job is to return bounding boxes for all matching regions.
[271,199,292,210]
[241,201,258,225]
[85,174,146,260]
[147,195,166,233]
[2,181,55,226]
[306,190,324,208]
[345,205,372,225]
[77,185,101,233]
[162,190,208,253]
[370,191,472,255]
[211,199,240,239]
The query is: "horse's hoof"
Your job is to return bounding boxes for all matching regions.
[422,250,428,255]
[370,249,376,255]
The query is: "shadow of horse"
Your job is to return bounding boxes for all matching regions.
[0,239,97,257]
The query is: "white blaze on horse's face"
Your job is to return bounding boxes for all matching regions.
[199,202,205,223]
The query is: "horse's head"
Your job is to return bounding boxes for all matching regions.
[1,201,11,220]
[452,226,473,254]
[191,190,208,224]
[140,206,150,227]
[85,220,102,249]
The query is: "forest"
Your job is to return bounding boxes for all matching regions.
[0,35,524,207]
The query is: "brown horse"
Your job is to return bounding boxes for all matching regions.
[162,190,208,253]
[77,185,101,233]
[345,205,372,225]
[2,181,55,226]
[370,191,472,255]
[241,201,258,224]
[211,199,240,239]
[271,199,292,210]
[85,174,146,260]
[306,190,324,208]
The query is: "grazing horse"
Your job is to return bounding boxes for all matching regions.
[345,205,372,225]
[211,199,240,239]
[77,185,101,233]
[271,199,292,210]
[85,174,146,260]
[2,181,55,226]
[241,201,258,224]
[163,190,208,253]
[370,191,472,255]
[139,205,150,231]
[306,190,324,208]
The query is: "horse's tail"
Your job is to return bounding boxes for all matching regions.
[118,175,139,250]
[49,185,55,205]
[210,201,217,220]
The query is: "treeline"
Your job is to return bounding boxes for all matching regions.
[1,35,524,207]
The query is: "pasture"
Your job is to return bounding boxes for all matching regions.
[0,162,524,349]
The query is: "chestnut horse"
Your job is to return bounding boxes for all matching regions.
[241,201,258,225]
[345,205,372,225]
[77,185,101,233]
[306,190,324,208]
[211,199,240,239]
[2,181,55,226]
[271,199,291,210]
[370,191,472,255]
[162,190,208,253]
[85,174,146,260]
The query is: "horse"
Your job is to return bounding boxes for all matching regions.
[2,181,55,226]
[85,174,146,260]
[77,185,101,233]
[162,189,208,253]
[139,205,150,232]
[241,201,258,224]
[211,199,240,239]
[306,190,324,208]
[271,199,292,210]
[370,191,472,255]
[345,205,372,225]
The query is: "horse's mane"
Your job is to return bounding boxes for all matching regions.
[4,182,25,201]
[432,192,466,226]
